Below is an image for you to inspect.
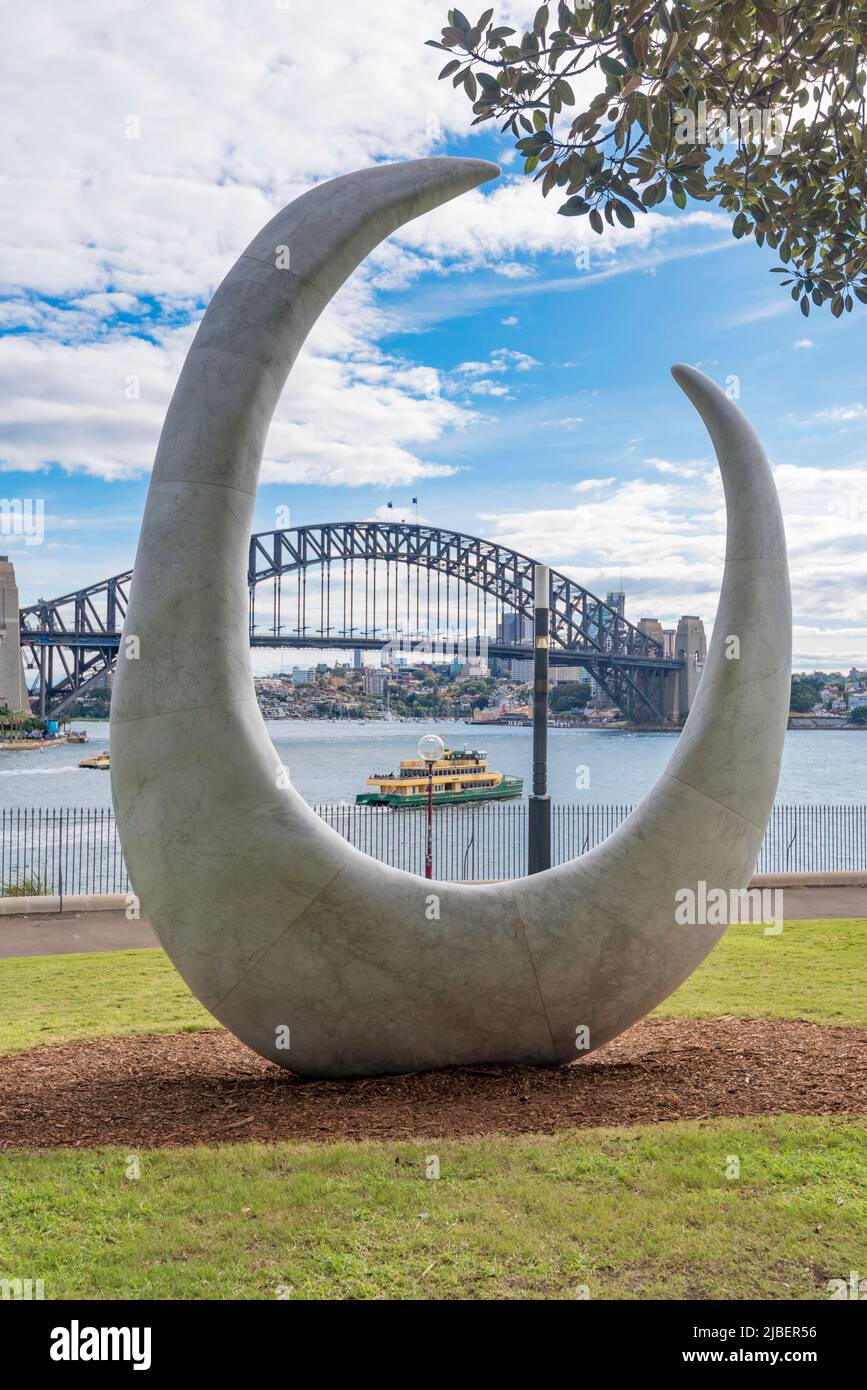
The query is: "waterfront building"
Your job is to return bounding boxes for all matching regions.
[363,670,386,697]
[0,556,28,713]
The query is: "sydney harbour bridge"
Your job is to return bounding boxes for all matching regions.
[18,521,684,722]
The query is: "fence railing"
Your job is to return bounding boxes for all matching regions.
[0,808,128,900]
[1,803,865,898]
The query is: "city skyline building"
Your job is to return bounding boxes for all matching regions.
[493,612,534,682]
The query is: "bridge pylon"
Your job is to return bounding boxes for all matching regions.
[0,556,28,713]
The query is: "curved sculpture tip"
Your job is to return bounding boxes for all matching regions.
[401,156,500,201]
[670,362,711,399]
[449,157,501,187]
[670,362,760,451]
[670,362,744,422]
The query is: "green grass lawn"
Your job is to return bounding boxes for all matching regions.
[1,920,864,1300]
[0,947,214,1054]
[0,917,864,1056]
[1,1117,864,1300]
[654,917,867,1028]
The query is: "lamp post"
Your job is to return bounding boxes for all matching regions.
[528,563,551,874]
[417,733,445,880]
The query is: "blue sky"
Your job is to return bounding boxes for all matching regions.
[2,0,866,669]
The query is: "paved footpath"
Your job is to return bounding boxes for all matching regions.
[0,911,157,958]
[0,887,865,959]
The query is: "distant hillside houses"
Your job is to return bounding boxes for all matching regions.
[789,667,867,722]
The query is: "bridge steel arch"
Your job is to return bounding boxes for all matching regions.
[248,522,675,721]
[19,521,680,721]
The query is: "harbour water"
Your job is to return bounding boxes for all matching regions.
[0,719,863,811]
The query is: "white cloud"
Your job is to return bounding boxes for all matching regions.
[1,1,726,311]
[479,462,867,667]
[0,298,477,485]
[724,297,791,327]
[790,624,867,670]
[0,2,517,486]
[793,338,814,350]
[0,1,743,491]
[466,379,511,397]
[492,262,535,279]
[72,292,142,316]
[0,331,184,479]
[495,348,538,372]
[545,416,585,431]
[455,360,494,378]
[448,346,540,401]
[396,175,730,272]
[805,404,867,424]
[572,476,614,492]
[455,348,540,378]
[644,456,704,478]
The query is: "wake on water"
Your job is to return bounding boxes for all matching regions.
[0,764,83,776]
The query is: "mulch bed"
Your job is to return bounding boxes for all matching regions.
[1,1017,865,1149]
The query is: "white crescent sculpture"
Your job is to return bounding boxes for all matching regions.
[111,158,791,1078]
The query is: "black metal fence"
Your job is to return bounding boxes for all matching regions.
[0,808,129,899]
[316,801,639,881]
[1,803,865,897]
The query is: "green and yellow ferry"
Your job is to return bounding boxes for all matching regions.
[79,751,110,770]
[356,748,522,807]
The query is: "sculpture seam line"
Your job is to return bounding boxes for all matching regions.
[237,250,330,304]
[513,914,560,1066]
[110,692,259,729]
[149,477,258,498]
[662,770,768,836]
[210,859,353,1013]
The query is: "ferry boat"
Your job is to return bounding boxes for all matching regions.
[356,748,522,807]
[79,751,110,770]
